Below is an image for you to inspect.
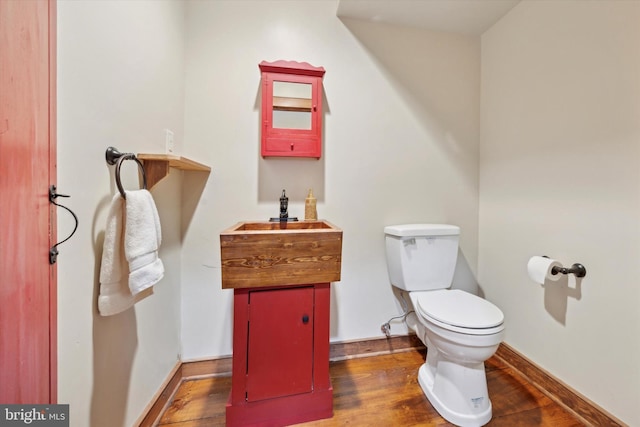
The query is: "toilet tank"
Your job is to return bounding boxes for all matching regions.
[384,224,460,291]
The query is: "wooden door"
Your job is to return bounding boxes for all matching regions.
[0,0,57,403]
[246,287,314,402]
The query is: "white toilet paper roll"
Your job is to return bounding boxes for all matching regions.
[527,256,562,284]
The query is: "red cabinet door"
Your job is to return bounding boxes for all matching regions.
[246,287,314,402]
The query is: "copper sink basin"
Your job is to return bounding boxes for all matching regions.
[220,220,342,289]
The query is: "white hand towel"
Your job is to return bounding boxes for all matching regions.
[98,194,153,316]
[124,189,164,295]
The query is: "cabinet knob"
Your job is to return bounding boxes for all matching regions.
[290,142,294,151]
[302,314,309,324]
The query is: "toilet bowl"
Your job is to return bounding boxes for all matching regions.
[384,224,505,427]
[409,290,504,427]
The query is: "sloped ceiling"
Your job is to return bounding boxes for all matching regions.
[336,0,520,35]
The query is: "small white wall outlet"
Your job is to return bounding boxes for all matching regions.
[165,129,175,153]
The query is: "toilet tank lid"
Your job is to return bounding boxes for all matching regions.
[384,224,460,237]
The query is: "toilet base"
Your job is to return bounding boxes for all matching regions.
[418,363,492,427]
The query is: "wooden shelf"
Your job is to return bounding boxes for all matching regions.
[273,96,312,112]
[137,153,210,190]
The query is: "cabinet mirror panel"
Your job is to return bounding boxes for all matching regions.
[272,81,312,130]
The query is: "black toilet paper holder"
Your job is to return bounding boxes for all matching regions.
[551,263,587,278]
[543,256,587,278]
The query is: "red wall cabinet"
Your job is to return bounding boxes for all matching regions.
[226,284,333,426]
[259,60,325,158]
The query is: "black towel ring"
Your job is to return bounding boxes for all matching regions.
[106,146,147,199]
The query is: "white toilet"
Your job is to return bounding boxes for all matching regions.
[384,224,505,427]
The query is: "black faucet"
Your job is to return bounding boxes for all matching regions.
[270,189,298,222]
[279,189,289,220]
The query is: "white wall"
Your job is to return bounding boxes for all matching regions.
[57,1,185,426]
[479,1,640,425]
[55,0,639,425]
[180,0,481,360]
[55,1,480,424]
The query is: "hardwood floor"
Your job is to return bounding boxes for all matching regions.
[157,348,586,426]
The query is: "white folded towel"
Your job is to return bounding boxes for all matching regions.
[124,190,164,294]
[98,190,163,316]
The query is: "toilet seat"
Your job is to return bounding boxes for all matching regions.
[415,289,504,335]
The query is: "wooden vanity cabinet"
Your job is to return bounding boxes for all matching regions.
[221,220,342,425]
[226,283,332,426]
